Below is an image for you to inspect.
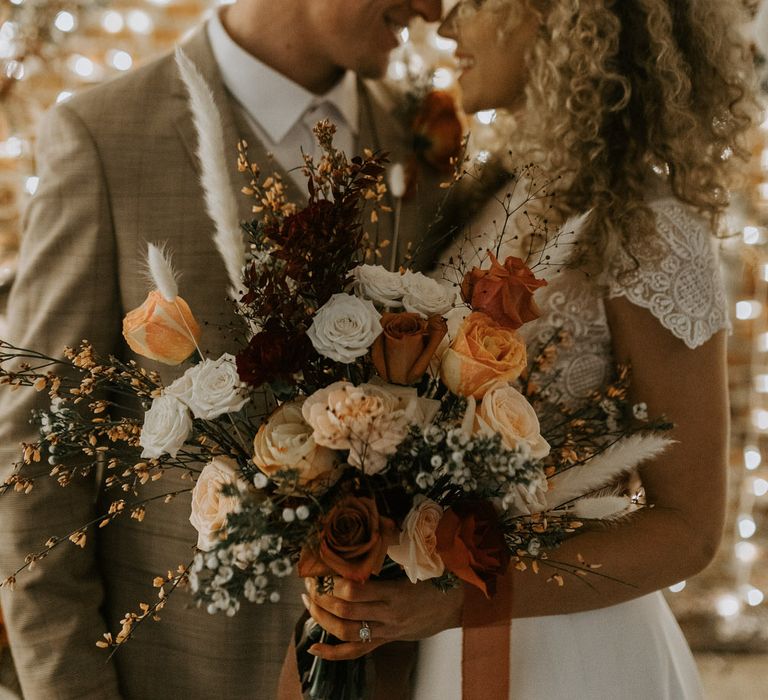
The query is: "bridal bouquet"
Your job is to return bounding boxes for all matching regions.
[0,121,671,699]
[0,56,672,700]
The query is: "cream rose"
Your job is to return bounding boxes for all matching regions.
[189,456,243,551]
[401,271,456,318]
[252,401,338,484]
[139,394,192,458]
[384,383,440,429]
[167,353,248,419]
[388,496,445,583]
[464,382,550,459]
[307,293,383,363]
[350,265,405,306]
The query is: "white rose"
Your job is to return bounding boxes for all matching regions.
[467,382,550,459]
[401,271,457,318]
[167,353,248,420]
[189,456,243,551]
[140,394,192,458]
[252,401,337,484]
[502,470,549,516]
[307,293,382,363]
[350,264,404,306]
[388,495,445,583]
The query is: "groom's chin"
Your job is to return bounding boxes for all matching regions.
[352,52,393,81]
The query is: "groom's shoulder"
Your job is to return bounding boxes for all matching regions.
[42,40,187,144]
[65,50,178,124]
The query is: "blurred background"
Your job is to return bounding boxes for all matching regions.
[0,0,766,697]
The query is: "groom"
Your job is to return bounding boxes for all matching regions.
[0,1,448,698]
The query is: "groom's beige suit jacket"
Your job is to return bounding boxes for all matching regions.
[0,25,468,700]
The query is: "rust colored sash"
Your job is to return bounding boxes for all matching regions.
[461,570,513,700]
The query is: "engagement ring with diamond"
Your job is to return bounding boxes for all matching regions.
[359,620,371,643]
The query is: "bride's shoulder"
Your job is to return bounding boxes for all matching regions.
[605,192,729,350]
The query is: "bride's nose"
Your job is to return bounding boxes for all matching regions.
[437,4,460,39]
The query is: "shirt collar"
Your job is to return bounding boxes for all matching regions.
[206,10,359,144]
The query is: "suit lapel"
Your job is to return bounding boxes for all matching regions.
[356,80,397,262]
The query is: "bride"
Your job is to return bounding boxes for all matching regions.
[301,0,756,697]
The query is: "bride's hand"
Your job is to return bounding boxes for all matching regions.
[302,576,464,661]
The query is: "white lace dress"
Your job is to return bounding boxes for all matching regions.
[412,196,728,700]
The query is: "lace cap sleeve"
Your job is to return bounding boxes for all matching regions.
[606,197,729,349]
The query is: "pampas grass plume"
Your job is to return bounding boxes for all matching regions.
[146,242,178,302]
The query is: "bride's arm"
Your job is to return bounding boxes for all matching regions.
[302,296,729,659]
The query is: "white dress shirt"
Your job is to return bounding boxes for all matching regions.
[207,10,359,187]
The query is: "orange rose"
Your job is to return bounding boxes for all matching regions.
[412,90,464,174]
[439,312,526,398]
[123,290,201,365]
[298,495,398,583]
[370,312,447,385]
[435,500,510,598]
[461,253,547,329]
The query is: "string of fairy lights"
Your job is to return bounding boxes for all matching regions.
[0,0,767,651]
[703,105,768,643]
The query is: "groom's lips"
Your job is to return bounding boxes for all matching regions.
[383,15,406,47]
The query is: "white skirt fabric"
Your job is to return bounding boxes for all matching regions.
[412,592,702,700]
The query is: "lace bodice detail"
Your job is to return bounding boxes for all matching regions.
[467,196,729,408]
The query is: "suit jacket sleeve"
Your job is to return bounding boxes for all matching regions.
[0,103,124,699]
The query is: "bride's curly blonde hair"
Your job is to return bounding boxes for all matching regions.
[485,0,757,271]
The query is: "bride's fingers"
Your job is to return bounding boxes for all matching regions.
[308,639,386,661]
[303,595,392,642]
[307,589,388,622]
[308,576,393,603]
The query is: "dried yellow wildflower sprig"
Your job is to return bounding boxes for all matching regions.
[301,121,391,226]
[0,340,163,496]
[237,140,297,222]
[97,561,192,653]
[0,488,193,593]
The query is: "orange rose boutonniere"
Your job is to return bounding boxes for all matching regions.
[461,253,547,330]
[412,90,465,175]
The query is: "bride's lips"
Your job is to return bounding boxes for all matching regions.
[455,53,476,73]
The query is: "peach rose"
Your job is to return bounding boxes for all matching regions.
[298,495,399,583]
[461,253,546,329]
[123,290,201,365]
[464,382,550,459]
[440,312,527,398]
[387,496,445,583]
[302,382,437,474]
[252,401,338,485]
[189,456,243,551]
[370,312,447,385]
